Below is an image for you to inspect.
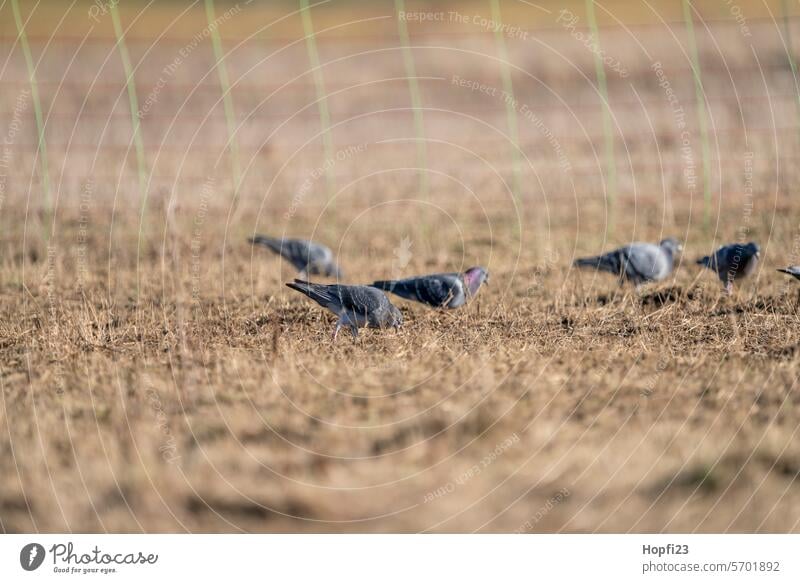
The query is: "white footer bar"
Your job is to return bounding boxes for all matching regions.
[1,534,796,582]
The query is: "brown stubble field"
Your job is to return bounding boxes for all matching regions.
[2,0,800,532]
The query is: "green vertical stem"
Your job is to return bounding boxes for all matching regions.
[300,0,335,201]
[11,0,51,236]
[585,0,617,236]
[205,0,242,209]
[489,0,523,219]
[395,0,428,200]
[683,0,712,229]
[110,3,149,301]
[110,4,147,202]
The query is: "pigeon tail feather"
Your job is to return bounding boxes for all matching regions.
[696,256,712,267]
[575,255,616,271]
[249,235,283,253]
[286,279,334,305]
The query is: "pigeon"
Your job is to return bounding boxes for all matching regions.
[573,238,682,287]
[250,235,342,278]
[286,279,403,340]
[696,241,760,293]
[777,266,800,281]
[371,267,489,309]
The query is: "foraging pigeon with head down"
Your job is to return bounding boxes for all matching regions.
[250,235,342,278]
[286,280,402,340]
[777,266,800,281]
[371,267,489,309]
[573,238,682,287]
[696,241,760,293]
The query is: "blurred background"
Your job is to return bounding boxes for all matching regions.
[1,0,795,250]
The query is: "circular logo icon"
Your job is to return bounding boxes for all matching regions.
[19,543,45,571]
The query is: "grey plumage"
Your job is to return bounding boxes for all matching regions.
[573,238,681,286]
[371,266,489,309]
[250,235,342,278]
[777,266,800,280]
[286,279,402,340]
[696,241,760,292]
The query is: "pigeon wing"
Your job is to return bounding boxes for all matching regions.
[336,285,386,313]
[381,274,459,307]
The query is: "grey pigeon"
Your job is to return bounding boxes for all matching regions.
[286,279,402,340]
[573,238,682,287]
[777,266,800,280]
[371,267,489,309]
[696,241,760,293]
[250,235,342,278]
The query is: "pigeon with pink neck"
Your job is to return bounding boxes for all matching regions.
[371,267,489,309]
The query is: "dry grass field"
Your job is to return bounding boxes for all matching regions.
[2,0,800,532]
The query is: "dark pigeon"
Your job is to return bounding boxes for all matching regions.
[777,266,800,281]
[371,267,489,309]
[696,241,760,293]
[286,280,402,340]
[250,235,342,278]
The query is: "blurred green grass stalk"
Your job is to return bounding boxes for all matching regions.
[682,0,712,229]
[395,0,429,200]
[205,0,243,211]
[11,0,51,239]
[489,0,523,225]
[109,2,150,301]
[300,0,336,203]
[585,0,617,237]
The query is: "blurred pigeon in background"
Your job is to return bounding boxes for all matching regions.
[250,235,342,278]
[696,241,760,293]
[573,238,682,287]
[286,280,402,340]
[778,266,800,280]
[371,267,489,309]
